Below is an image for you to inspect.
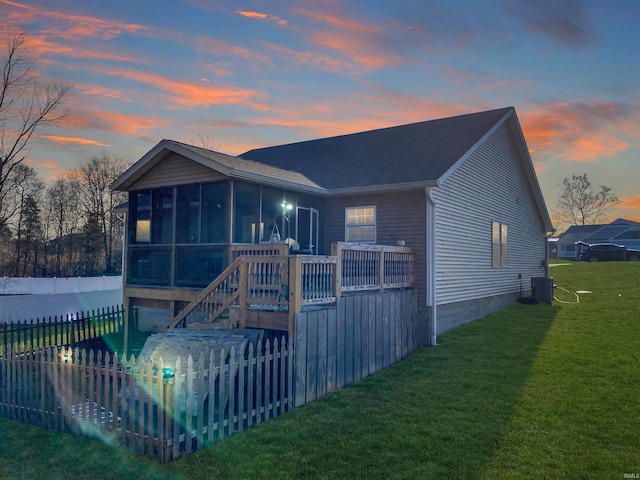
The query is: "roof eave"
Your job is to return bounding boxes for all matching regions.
[327,180,439,196]
[230,170,328,195]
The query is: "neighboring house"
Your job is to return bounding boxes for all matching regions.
[557,219,640,259]
[581,219,640,249]
[111,106,553,347]
[557,224,605,260]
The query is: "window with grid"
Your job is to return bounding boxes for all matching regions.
[345,206,376,243]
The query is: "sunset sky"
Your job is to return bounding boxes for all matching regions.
[1,0,639,229]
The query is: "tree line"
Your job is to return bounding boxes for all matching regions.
[0,153,129,277]
[0,32,129,277]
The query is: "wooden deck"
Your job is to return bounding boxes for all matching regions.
[169,242,415,334]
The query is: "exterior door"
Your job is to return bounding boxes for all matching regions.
[296,207,319,254]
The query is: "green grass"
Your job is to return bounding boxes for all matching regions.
[1,262,639,479]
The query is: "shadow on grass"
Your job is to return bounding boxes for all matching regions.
[0,303,559,480]
[169,302,559,480]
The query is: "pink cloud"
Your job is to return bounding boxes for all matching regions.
[58,104,169,135]
[40,135,110,147]
[292,7,379,34]
[24,36,140,63]
[261,41,354,72]
[90,67,265,109]
[195,37,273,65]
[0,0,149,40]
[520,101,637,163]
[236,10,288,25]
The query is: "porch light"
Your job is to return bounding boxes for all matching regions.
[162,367,174,378]
[282,202,293,215]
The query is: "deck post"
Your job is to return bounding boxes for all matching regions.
[331,243,343,299]
[333,255,342,301]
[288,256,302,335]
[239,260,248,329]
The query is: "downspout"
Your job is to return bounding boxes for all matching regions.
[545,233,551,278]
[425,186,437,346]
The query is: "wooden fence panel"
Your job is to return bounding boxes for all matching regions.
[294,289,419,406]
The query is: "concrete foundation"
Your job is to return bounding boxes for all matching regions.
[435,290,531,335]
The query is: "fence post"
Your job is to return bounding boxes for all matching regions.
[162,371,174,462]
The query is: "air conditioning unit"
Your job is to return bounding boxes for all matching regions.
[531,277,554,304]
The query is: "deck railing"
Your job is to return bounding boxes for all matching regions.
[170,243,414,333]
[332,242,415,292]
[230,244,289,260]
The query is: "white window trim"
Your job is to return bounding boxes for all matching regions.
[345,206,376,243]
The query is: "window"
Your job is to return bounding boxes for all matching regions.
[233,183,261,243]
[151,188,174,244]
[133,191,151,243]
[492,221,508,266]
[201,182,228,243]
[346,206,376,243]
[176,185,200,243]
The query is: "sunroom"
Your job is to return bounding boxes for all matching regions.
[127,180,324,289]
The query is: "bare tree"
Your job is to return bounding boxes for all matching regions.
[190,134,219,150]
[0,32,73,220]
[556,173,620,226]
[1,164,44,275]
[74,152,129,274]
[44,176,82,276]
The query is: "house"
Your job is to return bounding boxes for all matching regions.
[557,219,640,260]
[111,106,553,348]
[557,224,605,260]
[581,219,640,249]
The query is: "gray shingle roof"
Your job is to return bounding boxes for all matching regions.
[240,107,513,190]
[558,224,606,243]
[584,225,632,242]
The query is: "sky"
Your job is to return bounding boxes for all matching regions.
[1,0,639,230]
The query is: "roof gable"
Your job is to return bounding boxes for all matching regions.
[111,139,325,193]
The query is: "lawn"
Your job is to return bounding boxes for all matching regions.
[1,261,638,479]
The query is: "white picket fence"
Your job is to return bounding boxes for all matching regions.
[0,337,294,462]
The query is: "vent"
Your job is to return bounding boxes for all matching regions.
[531,277,554,304]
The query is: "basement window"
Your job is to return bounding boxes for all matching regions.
[345,206,376,243]
[492,221,508,266]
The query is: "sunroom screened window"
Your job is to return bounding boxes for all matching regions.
[346,206,376,243]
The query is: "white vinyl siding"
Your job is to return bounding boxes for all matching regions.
[129,152,227,190]
[432,122,547,305]
[345,206,376,243]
